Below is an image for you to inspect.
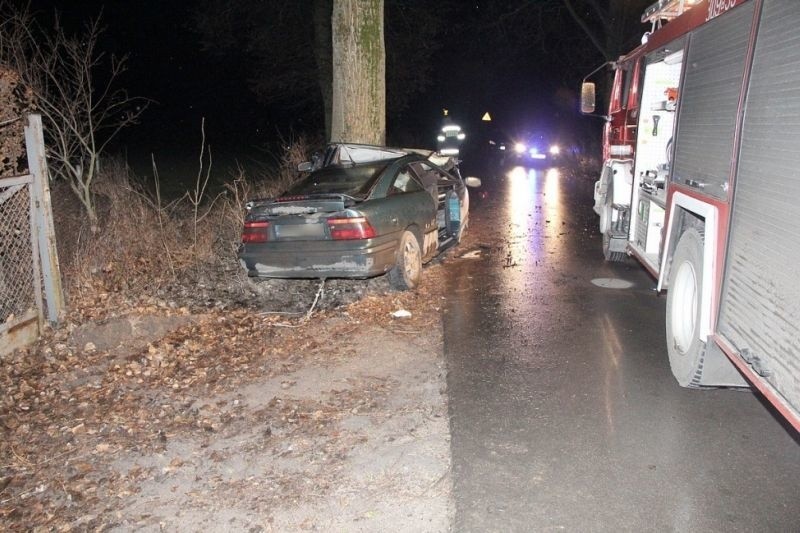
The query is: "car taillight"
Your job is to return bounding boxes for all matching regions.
[327,217,376,240]
[242,220,269,243]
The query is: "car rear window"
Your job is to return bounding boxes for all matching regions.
[288,162,389,197]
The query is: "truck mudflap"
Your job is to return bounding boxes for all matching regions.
[594,160,633,232]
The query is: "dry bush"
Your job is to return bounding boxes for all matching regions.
[0,66,35,177]
[56,137,312,308]
[213,135,312,265]
[61,158,186,302]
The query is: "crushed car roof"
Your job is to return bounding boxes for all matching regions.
[324,143,456,169]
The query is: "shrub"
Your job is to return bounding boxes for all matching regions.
[54,136,312,309]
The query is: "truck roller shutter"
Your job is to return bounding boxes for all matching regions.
[670,3,755,199]
[719,0,800,418]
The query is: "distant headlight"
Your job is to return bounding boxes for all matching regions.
[549,145,560,155]
[437,135,445,142]
[457,132,466,140]
[514,142,527,154]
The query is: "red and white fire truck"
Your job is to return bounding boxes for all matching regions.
[582,0,800,431]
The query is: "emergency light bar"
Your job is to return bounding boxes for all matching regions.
[642,0,701,24]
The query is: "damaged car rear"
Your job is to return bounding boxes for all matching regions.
[238,147,480,290]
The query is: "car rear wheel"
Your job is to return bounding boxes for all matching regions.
[389,230,422,290]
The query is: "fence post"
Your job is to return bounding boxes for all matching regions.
[24,114,65,324]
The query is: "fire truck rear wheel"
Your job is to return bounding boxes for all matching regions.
[666,228,706,388]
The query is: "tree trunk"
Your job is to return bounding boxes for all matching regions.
[330,0,385,145]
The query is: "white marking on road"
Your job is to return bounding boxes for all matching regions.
[591,278,634,289]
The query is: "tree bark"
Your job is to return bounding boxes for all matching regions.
[330,0,385,144]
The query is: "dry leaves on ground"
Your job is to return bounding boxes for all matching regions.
[0,258,449,530]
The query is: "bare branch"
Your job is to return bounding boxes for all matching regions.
[583,0,611,30]
[0,1,150,223]
[563,0,611,61]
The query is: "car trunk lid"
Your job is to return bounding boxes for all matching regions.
[245,194,364,242]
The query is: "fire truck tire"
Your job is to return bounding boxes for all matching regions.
[666,228,706,388]
[389,230,422,291]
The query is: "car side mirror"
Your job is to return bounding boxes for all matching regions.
[581,82,596,114]
[297,161,313,172]
[465,177,482,188]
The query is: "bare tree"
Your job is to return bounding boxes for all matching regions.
[562,0,651,62]
[0,3,149,226]
[331,0,385,144]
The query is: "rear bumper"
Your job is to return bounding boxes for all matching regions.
[238,234,398,279]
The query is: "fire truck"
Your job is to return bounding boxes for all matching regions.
[582,0,800,431]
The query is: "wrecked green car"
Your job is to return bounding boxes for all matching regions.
[238,145,480,290]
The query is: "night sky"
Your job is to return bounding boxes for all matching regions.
[29,1,255,158]
[25,0,652,174]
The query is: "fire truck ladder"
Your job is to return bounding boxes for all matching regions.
[642,0,702,30]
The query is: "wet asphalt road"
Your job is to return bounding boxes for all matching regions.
[441,162,800,532]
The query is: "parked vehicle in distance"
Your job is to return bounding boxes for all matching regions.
[239,145,481,290]
[489,132,562,166]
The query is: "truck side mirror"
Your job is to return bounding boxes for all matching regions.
[581,82,596,114]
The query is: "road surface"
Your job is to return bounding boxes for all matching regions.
[442,162,800,531]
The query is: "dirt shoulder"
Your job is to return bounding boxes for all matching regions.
[0,260,457,531]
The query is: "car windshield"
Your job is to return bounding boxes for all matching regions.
[287,162,389,198]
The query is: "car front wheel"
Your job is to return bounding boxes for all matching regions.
[389,230,422,290]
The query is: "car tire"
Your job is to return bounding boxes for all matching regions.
[666,228,706,388]
[389,230,422,290]
[457,219,468,245]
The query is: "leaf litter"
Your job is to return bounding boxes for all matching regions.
[0,254,458,531]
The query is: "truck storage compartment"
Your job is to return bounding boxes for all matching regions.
[718,0,800,418]
[670,2,754,200]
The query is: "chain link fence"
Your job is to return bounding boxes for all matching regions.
[0,114,63,354]
[0,179,36,324]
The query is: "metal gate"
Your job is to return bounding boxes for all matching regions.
[0,114,63,355]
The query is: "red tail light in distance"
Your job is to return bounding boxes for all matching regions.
[327,217,376,240]
[242,220,269,243]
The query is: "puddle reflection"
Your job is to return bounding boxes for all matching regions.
[504,166,565,273]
